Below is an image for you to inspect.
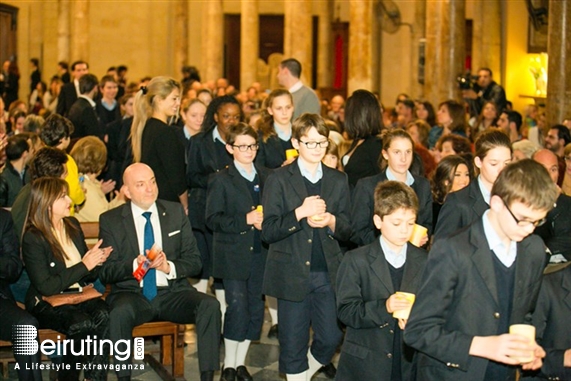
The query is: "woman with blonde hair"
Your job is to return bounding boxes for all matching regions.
[131,76,187,211]
[71,136,125,222]
[23,177,111,381]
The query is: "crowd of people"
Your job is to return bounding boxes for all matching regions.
[1,56,571,381]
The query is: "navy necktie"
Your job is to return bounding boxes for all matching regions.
[142,212,157,300]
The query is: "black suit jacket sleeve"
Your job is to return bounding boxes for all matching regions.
[98,210,136,285]
[433,190,467,240]
[205,171,249,234]
[403,237,474,370]
[0,210,21,295]
[350,176,377,247]
[336,249,393,329]
[260,172,303,244]
[22,224,90,297]
[167,204,202,278]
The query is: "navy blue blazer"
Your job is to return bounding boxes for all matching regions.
[433,179,488,242]
[206,162,269,280]
[404,218,547,381]
[351,170,433,247]
[261,161,352,302]
[336,240,427,381]
[255,133,290,170]
[186,129,233,231]
[524,264,571,381]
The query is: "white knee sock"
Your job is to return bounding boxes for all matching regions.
[215,289,227,328]
[193,279,209,294]
[267,296,278,325]
[235,339,251,367]
[223,338,239,369]
[306,349,324,380]
[286,371,307,381]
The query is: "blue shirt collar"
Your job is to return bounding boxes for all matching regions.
[477,175,491,205]
[274,123,292,141]
[212,126,226,144]
[379,235,407,269]
[482,210,517,267]
[297,158,323,184]
[183,126,192,140]
[386,167,415,186]
[234,161,257,182]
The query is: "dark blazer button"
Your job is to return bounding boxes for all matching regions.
[387,353,392,359]
[494,312,500,319]
[305,261,310,266]
[308,239,312,243]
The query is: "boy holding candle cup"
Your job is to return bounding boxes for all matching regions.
[206,123,269,381]
[261,113,352,381]
[404,159,558,381]
[336,181,428,381]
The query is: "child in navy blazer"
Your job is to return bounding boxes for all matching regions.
[262,113,352,381]
[206,123,268,381]
[337,181,427,381]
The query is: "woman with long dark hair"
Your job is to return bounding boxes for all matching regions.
[342,89,384,187]
[23,177,111,381]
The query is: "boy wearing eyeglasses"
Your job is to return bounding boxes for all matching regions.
[261,113,352,381]
[206,123,270,381]
[404,159,558,381]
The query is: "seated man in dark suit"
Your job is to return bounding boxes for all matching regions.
[99,163,221,381]
[68,73,104,140]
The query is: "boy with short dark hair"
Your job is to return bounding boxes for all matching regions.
[336,180,427,381]
[405,159,558,381]
[0,135,30,207]
[206,123,269,381]
[262,113,352,381]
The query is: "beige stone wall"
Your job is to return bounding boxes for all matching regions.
[3,0,539,117]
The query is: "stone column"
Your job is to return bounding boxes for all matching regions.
[284,0,313,85]
[174,0,189,79]
[424,0,466,103]
[411,0,427,99]
[202,0,224,81]
[57,0,71,62]
[240,0,259,89]
[347,1,377,93]
[471,0,501,79]
[70,0,89,62]
[546,0,571,126]
[316,0,333,89]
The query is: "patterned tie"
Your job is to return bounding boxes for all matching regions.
[142,212,157,300]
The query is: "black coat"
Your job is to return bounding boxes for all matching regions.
[533,193,571,261]
[56,82,77,117]
[342,135,383,188]
[22,217,97,310]
[433,179,488,242]
[141,118,187,203]
[0,209,21,301]
[261,161,352,302]
[336,241,427,381]
[68,97,104,139]
[351,170,433,247]
[255,133,290,170]
[404,218,547,381]
[523,264,571,381]
[186,129,233,230]
[206,162,269,280]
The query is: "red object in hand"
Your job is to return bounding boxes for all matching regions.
[133,244,161,282]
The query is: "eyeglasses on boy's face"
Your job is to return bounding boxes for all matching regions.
[502,199,546,227]
[298,140,330,149]
[231,144,259,152]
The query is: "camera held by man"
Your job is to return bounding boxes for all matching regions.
[461,67,507,118]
